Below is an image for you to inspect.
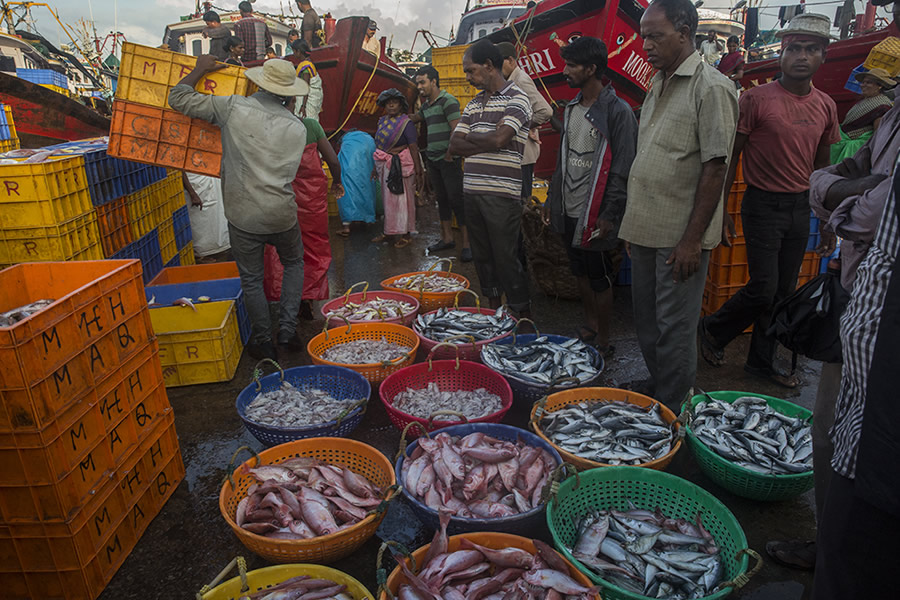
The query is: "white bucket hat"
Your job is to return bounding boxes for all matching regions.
[244,59,310,97]
[775,13,839,41]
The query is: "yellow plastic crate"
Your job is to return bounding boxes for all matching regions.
[163,171,185,213]
[443,77,478,109]
[324,162,339,217]
[39,84,70,97]
[0,212,103,265]
[116,42,256,109]
[151,300,242,387]
[0,157,93,228]
[431,45,468,80]
[864,36,900,77]
[0,138,18,153]
[158,216,176,264]
[178,242,195,266]
[125,180,170,239]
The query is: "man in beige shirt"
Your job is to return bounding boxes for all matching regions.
[618,0,738,409]
[362,20,381,56]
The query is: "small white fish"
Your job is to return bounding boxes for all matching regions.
[148,295,157,306]
[172,297,197,311]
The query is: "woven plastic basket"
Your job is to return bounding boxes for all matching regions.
[547,467,761,600]
[414,290,516,362]
[321,281,420,328]
[307,319,420,384]
[380,258,470,312]
[683,390,814,501]
[198,558,374,600]
[379,343,513,438]
[394,423,562,535]
[235,360,371,447]
[530,387,682,471]
[219,440,397,564]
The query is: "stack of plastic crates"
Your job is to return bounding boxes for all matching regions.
[0,105,19,153]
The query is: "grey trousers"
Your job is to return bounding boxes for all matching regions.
[813,361,841,522]
[630,244,710,409]
[228,222,304,344]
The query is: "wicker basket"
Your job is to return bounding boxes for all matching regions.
[414,290,516,362]
[380,258,470,312]
[307,319,420,384]
[198,559,374,600]
[320,281,420,328]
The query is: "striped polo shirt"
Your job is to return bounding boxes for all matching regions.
[420,90,461,161]
[455,81,532,201]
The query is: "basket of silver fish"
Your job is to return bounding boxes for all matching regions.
[235,360,371,447]
[307,318,420,384]
[197,559,374,600]
[547,466,762,600]
[481,321,604,403]
[413,291,517,362]
[395,423,564,535]
[321,281,420,328]
[380,258,470,312]
[682,391,814,501]
[379,343,513,438]
[531,387,682,472]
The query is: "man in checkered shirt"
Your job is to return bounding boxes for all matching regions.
[233,1,273,63]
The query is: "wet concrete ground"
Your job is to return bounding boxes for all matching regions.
[99,204,817,600]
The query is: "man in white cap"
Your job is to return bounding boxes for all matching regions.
[169,56,310,360]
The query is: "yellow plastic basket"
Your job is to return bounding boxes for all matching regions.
[199,559,374,600]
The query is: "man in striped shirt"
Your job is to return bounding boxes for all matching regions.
[234,1,273,63]
[450,40,533,315]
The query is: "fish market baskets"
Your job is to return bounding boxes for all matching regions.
[380,258,470,312]
[235,360,371,447]
[394,423,562,535]
[219,439,397,564]
[547,466,761,600]
[321,281,420,328]
[683,390,814,501]
[198,558,374,600]
[414,290,516,362]
[307,320,420,384]
[530,387,682,471]
[380,532,597,599]
[379,344,513,438]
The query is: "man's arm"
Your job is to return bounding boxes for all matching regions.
[515,71,552,127]
[720,133,748,245]
[595,106,638,232]
[316,136,344,198]
[669,159,728,281]
[814,142,832,171]
[168,54,231,124]
[264,25,273,50]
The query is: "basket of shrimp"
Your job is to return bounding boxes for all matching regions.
[380,258,470,312]
[321,281,420,328]
[546,466,762,600]
[379,343,513,438]
[530,387,683,472]
[307,318,420,384]
[218,439,399,564]
[413,290,517,362]
[235,360,372,447]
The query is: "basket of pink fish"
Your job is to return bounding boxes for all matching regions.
[394,423,565,536]
[219,439,398,564]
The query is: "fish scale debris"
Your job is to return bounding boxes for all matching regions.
[325,297,416,322]
[321,338,412,364]
[481,336,600,385]
[245,382,363,428]
[414,306,516,342]
[0,299,55,327]
[392,382,504,420]
[389,272,467,293]
[691,396,813,475]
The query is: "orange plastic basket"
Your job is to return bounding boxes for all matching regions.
[306,320,420,384]
[530,387,682,472]
[218,439,397,564]
[380,258,470,312]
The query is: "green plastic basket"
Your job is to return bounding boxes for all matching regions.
[547,467,758,600]
[683,391,814,502]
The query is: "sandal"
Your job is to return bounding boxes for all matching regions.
[766,540,816,571]
[371,234,387,243]
[394,237,411,248]
[743,364,801,389]
[336,229,350,237]
[575,326,598,344]
[698,318,725,367]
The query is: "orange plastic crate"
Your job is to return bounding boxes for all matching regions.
[147,262,239,286]
[94,197,132,258]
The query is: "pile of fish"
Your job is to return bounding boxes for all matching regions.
[325,297,416,322]
[389,273,467,293]
[394,516,598,599]
[238,575,353,600]
[321,338,412,364]
[400,431,557,519]
[540,400,675,466]
[568,505,722,598]
[414,307,516,343]
[691,395,813,475]
[0,299,55,327]
[236,457,384,539]
[392,382,504,420]
[481,337,600,385]
[244,382,364,428]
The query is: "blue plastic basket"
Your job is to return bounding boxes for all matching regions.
[395,422,563,535]
[145,278,251,344]
[114,230,162,284]
[173,205,192,250]
[807,212,820,251]
[236,362,372,447]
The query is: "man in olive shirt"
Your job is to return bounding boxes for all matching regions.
[295,1,322,48]
[618,0,738,408]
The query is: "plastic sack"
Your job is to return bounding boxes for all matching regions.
[336,131,376,223]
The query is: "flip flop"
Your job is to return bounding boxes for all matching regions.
[766,540,816,571]
[335,229,350,237]
[743,364,801,389]
[575,326,598,344]
[372,234,387,243]
[394,237,411,248]
[698,319,725,367]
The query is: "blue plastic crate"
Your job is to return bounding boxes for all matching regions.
[820,245,841,274]
[0,107,6,126]
[845,64,867,95]
[173,206,192,250]
[145,278,251,344]
[807,212,820,251]
[0,123,11,141]
[164,253,180,268]
[616,254,632,286]
[16,68,68,88]
[115,230,162,284]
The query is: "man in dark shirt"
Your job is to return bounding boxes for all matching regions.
[201,11,230,62]
[296,0,322,48]
[233,1,273,63]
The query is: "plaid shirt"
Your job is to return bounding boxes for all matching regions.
[233,16,272,62]
[831,155,900,479]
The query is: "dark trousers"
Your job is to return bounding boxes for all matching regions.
[704,186,810,371]
[464,193,530,311]
[426,157,465,224]
[520,163,535,200]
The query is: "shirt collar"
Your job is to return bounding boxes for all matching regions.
[476,80,516,101]
[425,89,446,107]
[672,51,702,77]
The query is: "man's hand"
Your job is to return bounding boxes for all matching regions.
[593,218,614,240]
[195,54,226,74]
[443,151,454,162]
[415,170,425,194]
[815,228,837,258]
[835,156,864,179]
[541,202,550,226]
[332,182,345,199]
[721,213,736,247]
[666,238,702,283]
[188,189,203,209]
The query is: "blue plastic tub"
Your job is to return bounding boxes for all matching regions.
[807,212,820,251]
[145,278,250,344]
[395,422,563,535]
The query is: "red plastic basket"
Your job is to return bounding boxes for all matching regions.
[380,258,470,312]
[320,281,419,328]
[414,290,516,362]
[378,343,513,439]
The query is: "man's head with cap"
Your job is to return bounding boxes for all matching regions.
[776,13,834,83]
[366,20,378,38]
[244,59,310,100]
[495,42,519,78]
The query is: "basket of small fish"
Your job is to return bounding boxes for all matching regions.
[219,439,398,564]
[197,558,374,599]
[683,391,814,501]
[531,387,682,472]
[307,318,420,384]
[380,258,470,312]
[395,422,564,535]
[547,466,762,600]
[378,531,600,599]
[321,281,420,328]
[413,290,517,362]
[481,321,604,403]
[235,360,371,447]
[379,343,513,438]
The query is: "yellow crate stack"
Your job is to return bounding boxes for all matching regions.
[0,104,19,152]
[431,45,477,107]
